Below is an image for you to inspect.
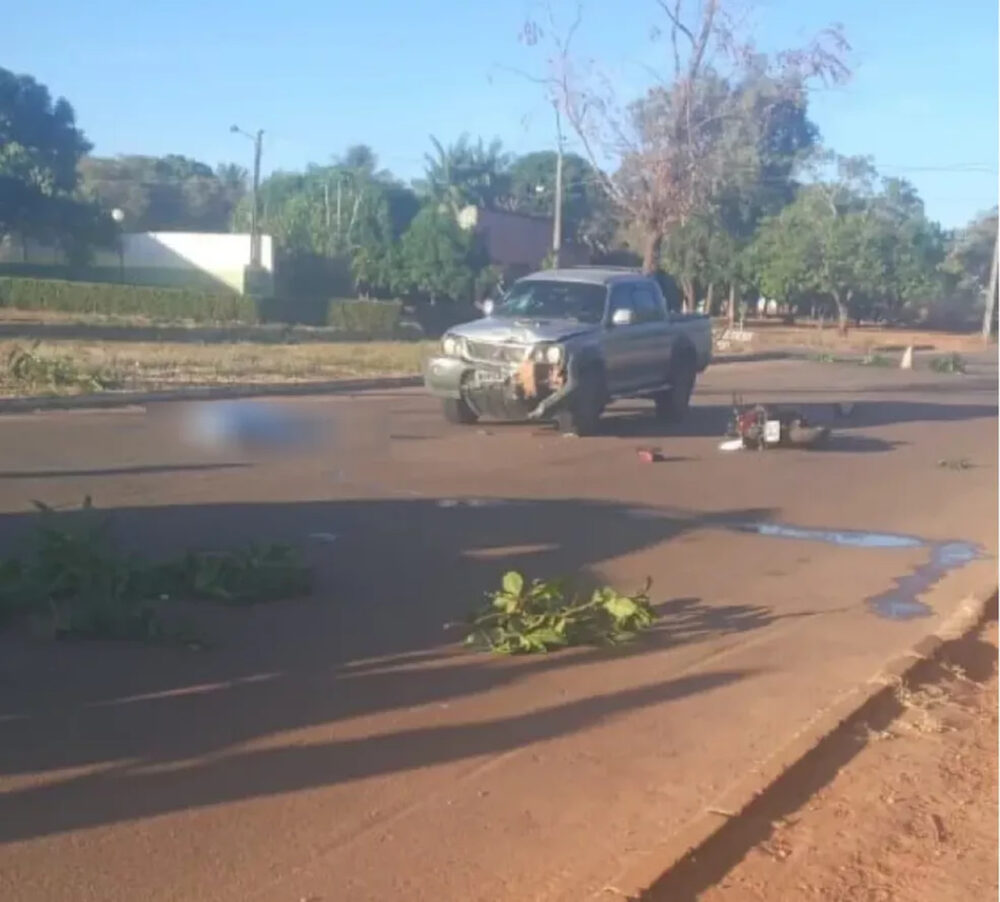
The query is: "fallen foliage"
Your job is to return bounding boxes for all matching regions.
[462,570,656,654]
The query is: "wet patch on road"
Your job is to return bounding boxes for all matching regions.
[729,521,984,621]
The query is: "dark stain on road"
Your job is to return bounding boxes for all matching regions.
[732,522,984,620]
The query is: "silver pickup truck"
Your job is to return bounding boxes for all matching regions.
[423,267,712,435]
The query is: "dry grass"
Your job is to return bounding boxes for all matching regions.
[717,320,987,355]
[0,338,433,397]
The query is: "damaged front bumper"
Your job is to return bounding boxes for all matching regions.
[423,355,574,421]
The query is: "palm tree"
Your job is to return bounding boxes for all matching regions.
[419,135,511,218]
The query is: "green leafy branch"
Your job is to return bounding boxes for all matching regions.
[462,570,656,654]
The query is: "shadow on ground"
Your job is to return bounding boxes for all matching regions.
[597,399,998,441]
[0,497,779,841]
[0,463,250,480]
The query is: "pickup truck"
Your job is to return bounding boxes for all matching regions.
[423,267,713,435]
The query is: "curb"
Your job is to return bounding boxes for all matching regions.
[602,583,999,901]
[0,354,798,415]
[0,376,423,414]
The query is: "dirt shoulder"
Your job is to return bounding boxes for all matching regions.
[656,617,998,902]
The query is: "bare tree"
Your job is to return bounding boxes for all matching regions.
[520,0,850,272]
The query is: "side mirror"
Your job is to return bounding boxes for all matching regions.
[481,298,495,317]
[610,307,633,327]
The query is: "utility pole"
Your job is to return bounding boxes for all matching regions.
[231,125,264,267]
[982,232,998,341]
[552,101,564,267]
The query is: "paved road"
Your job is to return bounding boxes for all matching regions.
[0,358,996,902]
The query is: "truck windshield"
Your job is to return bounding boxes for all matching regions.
[496,280,606,324]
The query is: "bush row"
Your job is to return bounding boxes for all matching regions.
[0,277,257,324]
[0,277,440,338]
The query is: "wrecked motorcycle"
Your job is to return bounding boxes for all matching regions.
[724,395,831,450]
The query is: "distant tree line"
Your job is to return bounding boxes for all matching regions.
[0,53,996,333]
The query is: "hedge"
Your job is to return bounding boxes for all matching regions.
[324,299,402,337]
[0,277,258,324]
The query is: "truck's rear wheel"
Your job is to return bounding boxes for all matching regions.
[442,397,479,425]
[654,354,696,422]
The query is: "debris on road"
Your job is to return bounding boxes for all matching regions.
[461,571,656,654]
[636,447,666,463]
[937,458,974,470]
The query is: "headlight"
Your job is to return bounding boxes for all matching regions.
[532,344,564,364]
[442,335,461,356]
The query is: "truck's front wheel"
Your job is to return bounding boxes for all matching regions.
[654,355,696,422]
[554,369,605,436]
[442,397,479,425]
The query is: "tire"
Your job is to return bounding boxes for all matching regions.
[654,352,697,423]
[442,396,478,425]
[554,368,606,436]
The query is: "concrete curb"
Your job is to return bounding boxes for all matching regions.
[0,353,798,415]
[602,583,999,901]
[0,376,423,414]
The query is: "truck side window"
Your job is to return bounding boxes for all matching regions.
[608,284,633,317]
[631,285,665,323]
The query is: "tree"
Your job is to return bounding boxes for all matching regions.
[78,154,245,231]
[506,150,616,252]
[396,205,484,303]
[234,147,420,299]
[522,0,849,272]
[419,135,511,216]
[0,66,111,259]
[751,159,944,332]
[943,208,998,309]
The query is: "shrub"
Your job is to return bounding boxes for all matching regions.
[929,352,967,374]
[324,299,402,337]
[0,497,313,640]
[0,277,257,323]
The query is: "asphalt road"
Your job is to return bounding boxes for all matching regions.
[0,357,996,902]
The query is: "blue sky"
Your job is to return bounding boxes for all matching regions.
[7,0,997,227]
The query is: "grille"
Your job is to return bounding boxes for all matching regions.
[465,340,529,365]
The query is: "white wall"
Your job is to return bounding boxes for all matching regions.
[0,232,273,294]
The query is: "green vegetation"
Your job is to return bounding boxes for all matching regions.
[324,299,402,336]
[3,12,994,337]
[0,498,311,641]
[0,276,257,323]
[462,571,656,654]
[0,67,114,264]
[929,352,968,374]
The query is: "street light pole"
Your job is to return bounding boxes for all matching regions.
[231,125,264,268]
[551,102,564,267]
[111,208,125,282]
[982,231,998,342]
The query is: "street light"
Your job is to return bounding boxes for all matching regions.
[230,125,264,268]
[111,208,125,282]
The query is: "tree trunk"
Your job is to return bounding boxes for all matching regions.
[705,282,715,316]
[680,277,695,314]
[641,231,662,274]
[833,291,849,336]
[727,285,737,326]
